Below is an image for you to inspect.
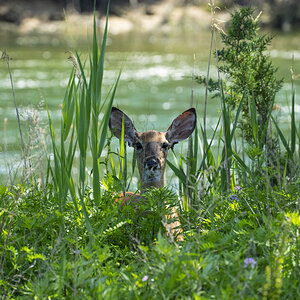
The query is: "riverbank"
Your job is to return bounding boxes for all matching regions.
[2,0,300,38]
[0,0,228,36]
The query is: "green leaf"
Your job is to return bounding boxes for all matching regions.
[167,159,186,184]
[271,115,293,158]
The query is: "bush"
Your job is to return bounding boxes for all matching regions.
[196,7,283,145]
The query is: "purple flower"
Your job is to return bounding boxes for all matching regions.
[230,194,239,202]
[142,275,149,282]
[244,257,256,268]
[234,185,242,191]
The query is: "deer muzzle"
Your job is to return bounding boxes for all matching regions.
[145,157,160,171]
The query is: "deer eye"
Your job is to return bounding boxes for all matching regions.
[135,142,143,151]
[161,142,169,150]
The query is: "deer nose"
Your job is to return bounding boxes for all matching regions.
[145,158,159,170]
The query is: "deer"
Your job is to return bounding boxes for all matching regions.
[109,107,196,242]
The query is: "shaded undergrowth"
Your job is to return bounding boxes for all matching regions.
[0,183,299,299]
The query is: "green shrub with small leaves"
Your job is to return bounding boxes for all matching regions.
[196,7,283,145]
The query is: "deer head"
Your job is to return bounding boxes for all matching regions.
[109,107,196,190]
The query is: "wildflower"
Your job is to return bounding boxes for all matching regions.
[244,257,256,268]
[142,275,149,282]
[234,185,242,192]
[229,194,239,202]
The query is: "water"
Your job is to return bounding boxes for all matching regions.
[0,26,299,184]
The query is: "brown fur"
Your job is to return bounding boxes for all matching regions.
[110,107,196,241]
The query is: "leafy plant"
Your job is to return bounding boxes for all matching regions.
[196,7,283,145]
[46,3,122,238]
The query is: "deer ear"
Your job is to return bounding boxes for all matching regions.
[166,108,196,144]
[109,107,137,145]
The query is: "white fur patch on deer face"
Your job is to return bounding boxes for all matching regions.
[133,131,170,186]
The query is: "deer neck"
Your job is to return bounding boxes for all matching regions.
[140,168,165,192]
[141,177,165,192]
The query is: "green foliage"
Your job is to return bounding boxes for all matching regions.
[181,7,299,205]
[1,183,299,299]
[1,5,299,300]
[47,3,121,214]
[197,7,283,144]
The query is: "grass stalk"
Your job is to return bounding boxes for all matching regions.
[1,51,27,175]
[90,7,109,206]
[185,89,194,208]
[203,3,215,170]
[209,1,230,192]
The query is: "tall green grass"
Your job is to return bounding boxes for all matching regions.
[46,4,122,236]
[169,3,299,212]
[171,68,299,210]
[1,51,27,180]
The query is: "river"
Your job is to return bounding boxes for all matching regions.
[0,24,299,184]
